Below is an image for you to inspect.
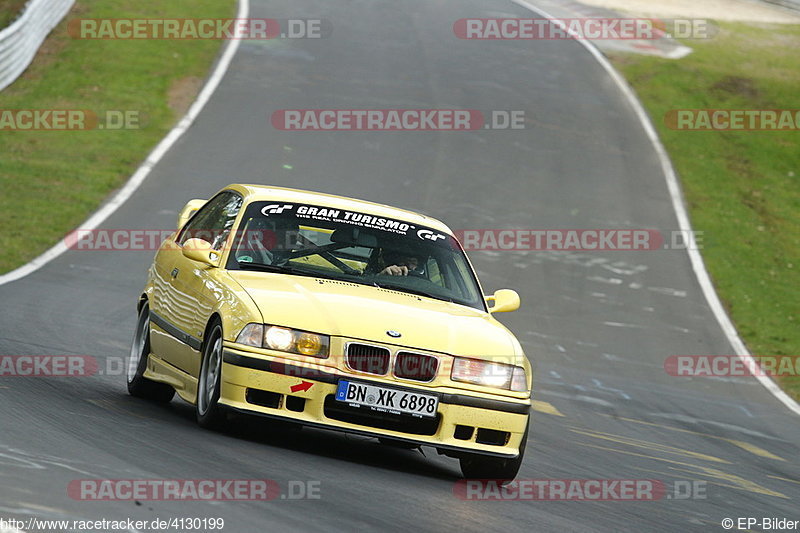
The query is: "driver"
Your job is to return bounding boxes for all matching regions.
[380,252,422,276]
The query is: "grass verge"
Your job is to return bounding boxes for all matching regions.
[0,0,27,29]
[609,23,800,400]
[0,0,236,272]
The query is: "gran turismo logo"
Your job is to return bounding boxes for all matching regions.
[417,229,445,242]
[261,204,293,216]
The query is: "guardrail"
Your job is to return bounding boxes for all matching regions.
[0,0,75,92]
[762,0,800,11]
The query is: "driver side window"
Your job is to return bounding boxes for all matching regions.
[178,192,243,251]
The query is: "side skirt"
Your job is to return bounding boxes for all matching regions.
[145,354,199,404]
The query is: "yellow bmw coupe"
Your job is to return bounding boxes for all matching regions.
[128,184,531,479]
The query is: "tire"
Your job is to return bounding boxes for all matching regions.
[196,321,228,430]
[127,302,175,403]
[459,420,529,482]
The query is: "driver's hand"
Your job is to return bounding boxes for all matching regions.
[380,265,409,276]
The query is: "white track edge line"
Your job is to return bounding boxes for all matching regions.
[511,0,800,416]
[0,0,249,287]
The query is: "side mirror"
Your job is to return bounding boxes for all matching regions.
[182,238,219,267]
[486,289,520,313]
[177,199,207,230]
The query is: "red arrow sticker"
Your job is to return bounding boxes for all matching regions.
[290,381,313,393]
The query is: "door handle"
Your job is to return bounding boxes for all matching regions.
[171,268,179,279]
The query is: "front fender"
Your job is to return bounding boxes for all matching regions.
[211,270,264,345]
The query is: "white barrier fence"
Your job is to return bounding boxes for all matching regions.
[0,0,74,92]
[763,0,800,11]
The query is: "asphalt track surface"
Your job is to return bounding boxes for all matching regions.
[1,0,799,532]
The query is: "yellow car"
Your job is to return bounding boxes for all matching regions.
[128,184,531,479]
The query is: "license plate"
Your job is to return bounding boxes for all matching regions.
[335,380,438,418]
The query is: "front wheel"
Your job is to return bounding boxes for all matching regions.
[127,302,175,403]
[459,420,529,481]
[196,322,227,430]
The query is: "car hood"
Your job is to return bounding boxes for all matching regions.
[228,272,518,359]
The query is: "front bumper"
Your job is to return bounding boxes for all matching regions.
[220,347,530,458]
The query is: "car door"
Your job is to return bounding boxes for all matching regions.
[148,230,186,366]
[167,191,243,377]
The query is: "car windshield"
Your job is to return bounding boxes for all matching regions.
[226,200,485,310]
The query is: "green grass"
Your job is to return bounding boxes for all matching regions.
[609,23,800,400]
[0,0,27,28]
[0,0,236,272]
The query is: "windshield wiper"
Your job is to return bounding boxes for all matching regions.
[372,282,453,303]
[237,262,322,279]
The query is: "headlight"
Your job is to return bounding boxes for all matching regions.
[235,323,264,347]
[265,326,294,351]
[451,357,527,391]
[295,332,325,356]
[236,323,329,358]
[510,366,527,392]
